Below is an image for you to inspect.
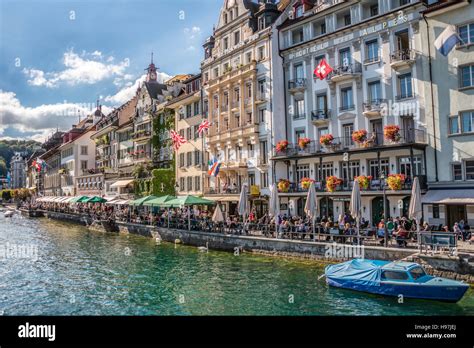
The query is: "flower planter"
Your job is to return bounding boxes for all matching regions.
[326,176,342,192]
[277,179,290,193]
[276,140,289,153]
[352,129,368,144]
[298,137,311,150]
[354,175,372,190]
[319,134,334,146]
[384,125,401,142]
[386,174,406,190]
[300,177,315,190]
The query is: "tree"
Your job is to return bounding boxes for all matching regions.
[0,157,6,176]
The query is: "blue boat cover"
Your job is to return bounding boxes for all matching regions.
[325,259,384,287]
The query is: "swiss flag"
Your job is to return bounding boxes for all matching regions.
[313,58,333,80]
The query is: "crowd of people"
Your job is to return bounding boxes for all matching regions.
[20,200,473,247]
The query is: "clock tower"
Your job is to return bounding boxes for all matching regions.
[145,52,158,82]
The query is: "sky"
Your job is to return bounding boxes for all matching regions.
[0,0,223,141]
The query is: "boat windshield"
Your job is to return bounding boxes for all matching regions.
[409,266,426,280]
[381,270,409,281]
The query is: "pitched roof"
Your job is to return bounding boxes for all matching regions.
[144,81,167,99]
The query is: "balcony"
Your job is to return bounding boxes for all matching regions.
[132,152,152,162]
[132,130,152,142]
[311,110,330,125]
[327,63,362,83]
[255,92,267,104]
[363,99,387,118]
[288,78,307,93]
[339,104,355,112]
[204,187,242,195]
[231,101,240,110]
[390,49,416,70]
[282,175,428,194]
[272,129,427,158]
[207,61,257,89]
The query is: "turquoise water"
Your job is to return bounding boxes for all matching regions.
[0,213,473,315]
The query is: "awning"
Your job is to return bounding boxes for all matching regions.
[204,196,240,202]
[422,189,474,205]
[110,179,134,188]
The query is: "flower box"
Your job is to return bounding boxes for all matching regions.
[354,175,372,190]
[298,137,311,150]
[276,140,289,153]
[319,134,334,146]
[384,125,401,142]
[386,174,406,191]
[352,129,368,144]
[300,177,315,190]
[326,176,342,192]
[277,179,290,193]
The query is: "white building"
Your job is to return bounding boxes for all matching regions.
[10,152,27,189]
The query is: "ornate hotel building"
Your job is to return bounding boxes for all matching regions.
[201,0,284,215]
[272,0,434,224]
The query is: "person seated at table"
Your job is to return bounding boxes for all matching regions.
[393,225,409,247]
[462,223,471,241]
[453,222,462,240]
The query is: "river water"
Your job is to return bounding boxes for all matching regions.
[0,213,473,316]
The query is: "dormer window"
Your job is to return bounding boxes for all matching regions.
[295,4,304,18]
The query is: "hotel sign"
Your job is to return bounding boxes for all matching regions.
[288,12,415,61]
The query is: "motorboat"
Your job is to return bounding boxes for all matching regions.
[324,259,469,302]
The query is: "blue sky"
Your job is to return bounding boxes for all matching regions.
[0,0,223,140]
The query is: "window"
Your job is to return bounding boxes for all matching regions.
[316,94,327,114]
[248,143,254,158]
[234,31,240,45]
[193,101,200,115]
[80,146,88,155]
[295,4,303,18]
[319,163,333,181]
[80,160,88,170]
[318,127,329,139]
[399,156,423,177]
[369,159,389,179]
[187,177,193,191]
[365,40,379,63]
[259,108,266,123]
[260,172,268,188]
[193,125,199,140]
[368,81,382,102]
[223,37,229,50]
[246,83,252,98]
[339,48,351,66]
[246,52,252,63]
[260,141,268,164]
[449,116,460,134]
[370,4,379,16]
[194,176,201,191]
[258,79,265,97]
[187,152,193,166]
[381,271,409,281]
[295,98,305,118]
[248,173,256,186]
[433,204,440,218]
[186,127,192,140]
[341,160,360,183]
[398,73,413,99]
[460,65,474,88]
[344,14,351,26]
[179,177,185,192]
[186,104,192,118]
[320,22,326,35]
[292,28,304,45]
[342,124,354,147]
[258,46,265,60]
[461,111,474,133]
[296,164,310,182]
[465,160,474,180]
[453,163,463,180]
[314,55,325,67]
[340,87,353,110]
[179,153,185,167]
[458,22,474,45]
[194,150,201,166]
[295,129,306,142]
[246,112,252,124]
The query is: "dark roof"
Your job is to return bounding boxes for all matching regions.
[243,0,260,13]
[421,0,468,14]
[144,81,167,99]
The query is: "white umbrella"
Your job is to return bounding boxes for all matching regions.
[212,204,224,223]
[304,182,318,241]
[269,184,280,238]
[238,183,249,234]
[408,176,422,248]
[350,179,361,244]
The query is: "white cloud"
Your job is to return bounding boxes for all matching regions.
[0,90,112,141]
[104,71,172,106]
[22,49,131,88]
[184,26,202,40]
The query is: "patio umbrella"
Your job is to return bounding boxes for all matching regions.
[212,204,224,223]
[238,183,249,234]
[83,196,107,204]
[408,176,422,249]
[304,182,318,241]
[268,184,280,238]
[142,195,176,207]
[161,195,215,230]
[70,196,90,203]
[129,195,158,206]
[350,179,362,244]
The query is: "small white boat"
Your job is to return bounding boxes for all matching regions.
[4,210,15,218]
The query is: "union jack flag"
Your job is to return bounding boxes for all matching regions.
[170,130,186,150]
[197,119,210,136]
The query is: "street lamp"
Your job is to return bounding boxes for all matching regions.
[379,170,388,247]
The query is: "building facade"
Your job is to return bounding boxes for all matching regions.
[201,0,283,216]
[167,74,207,196]
[10,152,27,189]
[273,0,431,223]
[420,0,474,227]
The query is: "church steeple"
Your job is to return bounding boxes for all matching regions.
[145,52,158,82]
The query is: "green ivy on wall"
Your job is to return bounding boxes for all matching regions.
[133,108,176,198]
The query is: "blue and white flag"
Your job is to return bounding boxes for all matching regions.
[434,25,461,56]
